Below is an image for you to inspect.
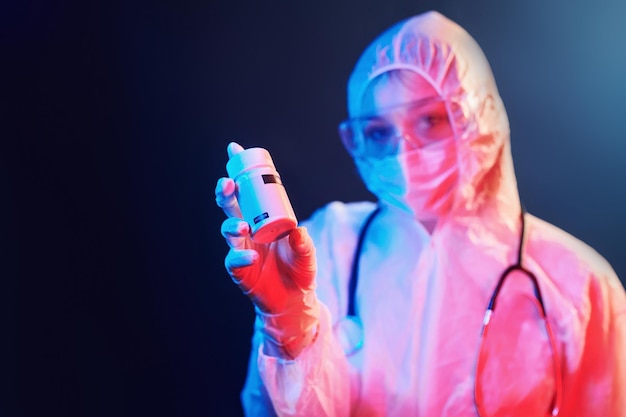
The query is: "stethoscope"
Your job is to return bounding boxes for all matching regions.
[333,205,563,416]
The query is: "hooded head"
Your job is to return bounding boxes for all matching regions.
[344,11,520,231]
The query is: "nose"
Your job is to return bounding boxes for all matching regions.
[396,130,421,153]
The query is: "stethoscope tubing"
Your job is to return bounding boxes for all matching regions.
[343,205,563,416]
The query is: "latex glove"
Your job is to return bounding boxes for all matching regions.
[216,142,320,359]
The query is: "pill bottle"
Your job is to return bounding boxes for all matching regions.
[226,147,298,244]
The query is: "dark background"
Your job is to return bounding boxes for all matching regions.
[6,0,626,416]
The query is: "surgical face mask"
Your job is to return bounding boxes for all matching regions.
[354,138,459,221]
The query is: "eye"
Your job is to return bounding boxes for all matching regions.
[363,121,395,143]
[423,114,448,127]
[413,111,453,140]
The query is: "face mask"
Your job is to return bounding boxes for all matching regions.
[354,139,459,221]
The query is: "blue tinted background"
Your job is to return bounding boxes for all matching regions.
[7,0,626,416]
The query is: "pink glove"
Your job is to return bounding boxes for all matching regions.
[216,142,320,359]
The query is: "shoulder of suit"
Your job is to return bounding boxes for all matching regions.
[300,200,378,234]
[527,215,613,274]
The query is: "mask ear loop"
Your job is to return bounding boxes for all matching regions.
[474,208,563,417]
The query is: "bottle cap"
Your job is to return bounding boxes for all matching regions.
[226,147,275,179]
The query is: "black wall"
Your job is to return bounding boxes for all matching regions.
[8,0,626,416]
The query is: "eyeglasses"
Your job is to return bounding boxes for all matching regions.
[338,97,467,158]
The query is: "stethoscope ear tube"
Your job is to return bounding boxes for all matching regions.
[475,208,562,416]
[334,205,382,357]
[347,205,383,318]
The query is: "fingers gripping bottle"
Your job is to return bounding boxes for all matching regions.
[226,147,298,244]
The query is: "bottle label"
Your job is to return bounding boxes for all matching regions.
[253,212,270,224]
[262,174,282,185]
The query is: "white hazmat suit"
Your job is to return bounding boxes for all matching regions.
[225,10,626,417]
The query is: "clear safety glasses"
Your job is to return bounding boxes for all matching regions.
[338,96,467,158]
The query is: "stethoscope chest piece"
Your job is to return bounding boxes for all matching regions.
[333,315,364,356]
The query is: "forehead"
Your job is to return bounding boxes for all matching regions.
[359,71,440,116]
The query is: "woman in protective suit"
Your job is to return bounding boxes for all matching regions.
[216,10,626,417]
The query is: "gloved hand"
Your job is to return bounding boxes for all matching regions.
[216,142,320,359]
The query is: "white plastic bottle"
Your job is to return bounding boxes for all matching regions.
[226,147,298,244]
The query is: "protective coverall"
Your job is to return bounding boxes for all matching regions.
[238,11,626,417]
